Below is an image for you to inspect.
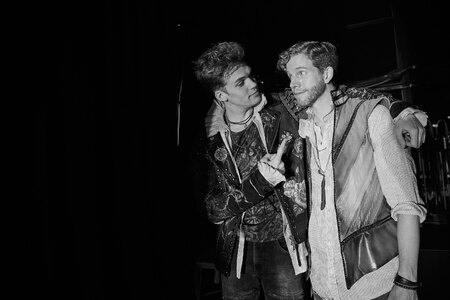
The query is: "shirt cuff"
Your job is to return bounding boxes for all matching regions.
[391,201,428,223]
[257,161,286,186]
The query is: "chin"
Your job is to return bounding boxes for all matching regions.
[297,99,312,109]
[294,95,306,106]
[252,94,262,103]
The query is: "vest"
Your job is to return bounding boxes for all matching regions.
[332,96,398,289]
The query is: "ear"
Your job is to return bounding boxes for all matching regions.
[323,66,334,84]
[214,90,228,103]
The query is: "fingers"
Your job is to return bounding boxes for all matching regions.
[397,114,427,149]
[260,134,291,171]
[417,122,426,146]
[274,138,289,164]
[406,128,419,148]
[277,161,285,174]
[396,128,407,148]
[404,119,424,149]
[260,153,274,163]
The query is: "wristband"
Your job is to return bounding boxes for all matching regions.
[393,274,422,290]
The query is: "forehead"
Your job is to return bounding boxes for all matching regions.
[226,65,251,84]
[286,53,314,72]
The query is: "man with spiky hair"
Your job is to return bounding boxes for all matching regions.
[194,41,309,299]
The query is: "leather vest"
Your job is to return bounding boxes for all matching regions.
[332,95,398,289]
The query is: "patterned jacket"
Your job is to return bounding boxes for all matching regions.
[204,103,308,277]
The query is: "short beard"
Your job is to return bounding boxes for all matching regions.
[296,80,326,109]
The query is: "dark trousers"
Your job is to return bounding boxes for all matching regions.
[221,238,306,300]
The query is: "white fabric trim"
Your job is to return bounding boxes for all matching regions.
[257,162,286,186]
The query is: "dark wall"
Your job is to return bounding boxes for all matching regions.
[43,1,448,299]
[45,2,194,299]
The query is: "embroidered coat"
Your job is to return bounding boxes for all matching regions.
[204,105,308,277]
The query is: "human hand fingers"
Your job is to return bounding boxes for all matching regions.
[396,114,423,149]
[404,116,423,149]
[260,153,274,164]
[274,138,289,165]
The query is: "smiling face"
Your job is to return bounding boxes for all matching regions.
[285,53,327,109]
[217,65,262,110]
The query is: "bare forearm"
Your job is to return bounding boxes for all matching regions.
[397,214,420,281]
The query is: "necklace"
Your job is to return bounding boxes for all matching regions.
[225,108,255,151]
[311,119,332,211]
[225,109,254,127]
[229,122,254,151]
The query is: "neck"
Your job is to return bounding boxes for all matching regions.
[225,103,253,120]
[224,106,254,132]
[311,86,334,125]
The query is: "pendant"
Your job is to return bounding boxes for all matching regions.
[319,170,326,210]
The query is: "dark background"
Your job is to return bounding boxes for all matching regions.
[31,0,449,299]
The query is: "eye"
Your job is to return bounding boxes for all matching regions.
[236,80,245,87]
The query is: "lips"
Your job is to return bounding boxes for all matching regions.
[292,90,305,96]
[250,90,261,97]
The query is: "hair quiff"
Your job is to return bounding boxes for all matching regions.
[193,41,246,94]
[277,41,338,77]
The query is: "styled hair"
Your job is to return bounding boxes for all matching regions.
[277,41,338,77]
[193,41,246,94]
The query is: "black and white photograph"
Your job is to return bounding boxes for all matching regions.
[39,0,450,299]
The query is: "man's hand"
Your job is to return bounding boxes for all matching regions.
[387,285,418,300]
[394,114,426,149]
[261,137,289,172]
[260,153,286,174]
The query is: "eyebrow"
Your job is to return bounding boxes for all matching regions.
[288,66,308,76]
[233,75,247,86]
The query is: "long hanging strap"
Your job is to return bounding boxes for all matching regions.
[236,213,246,278]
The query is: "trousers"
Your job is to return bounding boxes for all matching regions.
[221,238,306,300]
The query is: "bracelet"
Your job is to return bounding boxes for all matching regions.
[393,274,422,290]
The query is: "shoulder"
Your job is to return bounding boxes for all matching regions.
[340,86,391,113]
[260,106,281,120]
[344,85,394,102]
[368,104,393,135]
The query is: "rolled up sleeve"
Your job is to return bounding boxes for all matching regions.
[369,105,427,223]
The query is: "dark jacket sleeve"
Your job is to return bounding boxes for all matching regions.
[204,152,276,224]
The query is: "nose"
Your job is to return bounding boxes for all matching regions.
[248,77,259,90]
[289,77,299,90]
